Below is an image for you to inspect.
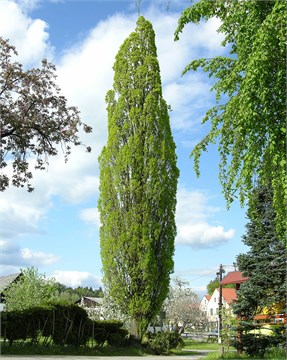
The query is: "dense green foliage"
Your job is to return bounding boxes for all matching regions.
[3,267,57,311]
[98,16,179,339]
[233,330,285,359]
[233,185,286,318]
[175,0,286,239]
[2,305,128,348]
[207,277,235,296]
[0,37,92,192]
[2,304,90,346]
[144,331,183,355]
[3,267,103,310]
[54,282,103,303]
[232,184,286,358]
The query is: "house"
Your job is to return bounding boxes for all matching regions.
[0,272,22,310]
[75,296,104,320]
[220,271,248,290]
[200,294,211,317]
[200,288,237,330]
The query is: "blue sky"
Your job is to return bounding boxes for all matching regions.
[0,0,248,297]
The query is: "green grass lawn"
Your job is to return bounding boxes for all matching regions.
[174,339,286,359]
[182,339,219,350]
[2,337,286,359]
[203,347,286,360]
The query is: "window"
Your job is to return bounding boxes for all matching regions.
[214,297,217,302]
[210,309,213,316]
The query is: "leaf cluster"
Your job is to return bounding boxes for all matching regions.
[0,37,92,192]
[175,0,286,239]
[3,267,57,311]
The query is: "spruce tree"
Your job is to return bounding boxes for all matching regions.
[233,184,286,318]
[98,16,179,339]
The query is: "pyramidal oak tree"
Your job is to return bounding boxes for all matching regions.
[98,16,179,339]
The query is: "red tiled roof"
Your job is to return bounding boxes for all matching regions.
[222,288,237,304]
[220,271,248,285]
[204,294,211,301]
[254,314,270,320]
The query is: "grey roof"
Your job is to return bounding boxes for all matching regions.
[0,273,22,292]
[84,297,103,304]
[75,296,103,305]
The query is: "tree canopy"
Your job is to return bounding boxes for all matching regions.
[165,276,206,334]
[98,16,179,339]
[233,184,286,319]
[3,267,57,311]
[0,37,92,192]
[175,0,286,239]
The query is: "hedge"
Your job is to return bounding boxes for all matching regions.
[2,305,128,347]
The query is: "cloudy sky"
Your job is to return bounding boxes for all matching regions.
[0,0,248,296]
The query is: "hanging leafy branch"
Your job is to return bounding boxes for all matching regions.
[175,0,286,240]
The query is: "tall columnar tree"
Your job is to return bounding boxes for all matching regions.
[175,0,286,240]
[98,16,179,339]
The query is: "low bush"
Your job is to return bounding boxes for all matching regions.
[145,331,183,355]
[92,320,129,346]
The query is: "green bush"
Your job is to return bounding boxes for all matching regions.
[145,331,183,355]
[51,304,91,346]
[2,307,129,348]
[92,320,128,346]
[233,333,274,358]
[2,304,91,347]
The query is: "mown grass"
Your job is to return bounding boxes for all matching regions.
[199,346,286,360]
[174,339,286,359]
[0,339,145,356]
[2,338,286,359]
[182,339,219,350]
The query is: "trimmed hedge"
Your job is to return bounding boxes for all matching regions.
[2,305,127,347]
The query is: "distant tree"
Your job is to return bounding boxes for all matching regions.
[3,267,57,311]
[53,283,104,303]
[175,0,286,239]
[207,278,219,296]
[207,277,234,296]
[233,184,286,318]
[0,37,92,192]
[98,16,179,339]
[165,276,207,334]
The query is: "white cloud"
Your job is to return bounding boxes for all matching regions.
[21,248,60,265]
[0,240,59,269]
[15,0,40,12]
[52,270,102,288]
[176,188,235,248]
[80,208,100,227]
[0,0,53,66]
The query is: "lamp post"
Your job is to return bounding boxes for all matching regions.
[217,264,225,356]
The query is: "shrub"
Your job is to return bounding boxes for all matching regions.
[51,304,91,346]
[233,333,274,358]
[145,331,183,355]
[92,320,128,346]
